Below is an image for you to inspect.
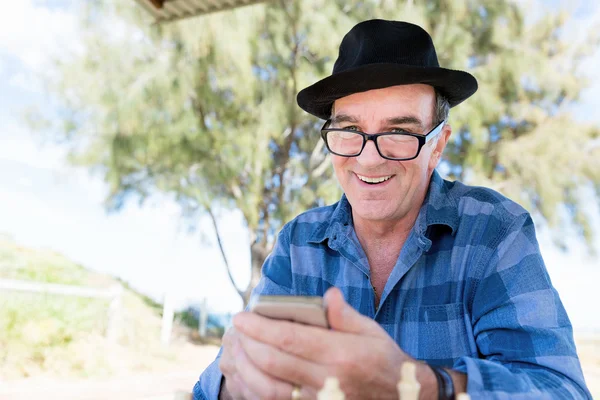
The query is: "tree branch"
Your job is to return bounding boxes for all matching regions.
[206,205,244,299]
[262,211,270,248]
[311,154,331,179]
[309,138,324,169]
[275,0,300,210]
[190,88,209,132]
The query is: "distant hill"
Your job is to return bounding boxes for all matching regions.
[0,236,196,379]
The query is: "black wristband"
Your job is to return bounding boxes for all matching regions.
[430,365,455,400]
[431,364,445,399]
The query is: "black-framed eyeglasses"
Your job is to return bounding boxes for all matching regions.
[320,119,446,161]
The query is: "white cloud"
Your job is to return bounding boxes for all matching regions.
[8,71,40,93]
[0,120,69,171]
[16,176,33,188]
[0,1,79,71]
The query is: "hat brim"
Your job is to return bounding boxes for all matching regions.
[296,63,478,120]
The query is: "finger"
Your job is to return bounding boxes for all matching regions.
[222,326,241,351]
[238,332,326,389]
[235,337,296,399]
[222,326,236,345]
[324,287,384,337]
[232,373,260,400]
[219,356,233,376]
[219,330,240,376]
[219,348,233,375]
[222,373,243,400]
[233,312,331,360]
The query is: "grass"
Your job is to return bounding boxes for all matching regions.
[0,236,190,379]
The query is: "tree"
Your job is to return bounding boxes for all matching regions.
[34,0,352,306]
[31,0,599,307]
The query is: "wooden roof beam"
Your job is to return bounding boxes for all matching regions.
[148,0,164,8]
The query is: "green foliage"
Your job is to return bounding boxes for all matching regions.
[175,308,227,338]
[0,239,110,286]
[28,0,600,300]
[0,238,176,379]
[0,293,108,376]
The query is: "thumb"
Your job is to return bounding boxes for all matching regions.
[325,287,384,337]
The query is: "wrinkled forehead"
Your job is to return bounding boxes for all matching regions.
[331,84,436,127]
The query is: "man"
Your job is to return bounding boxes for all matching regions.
[194,19,590,399]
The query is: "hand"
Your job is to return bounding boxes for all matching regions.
[219,325,301,400]
[232,287,435,399]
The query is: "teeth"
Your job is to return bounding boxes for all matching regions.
[357,174,392,184]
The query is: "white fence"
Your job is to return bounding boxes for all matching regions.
[1,279,214,346]
[0,278,123,341]
[161,292,209,345]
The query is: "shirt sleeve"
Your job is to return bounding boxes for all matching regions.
[453,213,592,399]
[192,225,293,400]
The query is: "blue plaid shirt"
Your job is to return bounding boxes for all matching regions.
[194,171,590,399]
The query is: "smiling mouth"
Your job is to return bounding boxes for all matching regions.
[356,173,394,185]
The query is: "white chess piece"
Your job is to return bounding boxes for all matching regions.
[317,376,345,400]
[397,362,421,400]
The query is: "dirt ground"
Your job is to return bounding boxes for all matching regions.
[576,335,600,398]
[0,344,220,400]
[1,336,598,399]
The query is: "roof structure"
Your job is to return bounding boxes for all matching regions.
[134,0,268,23]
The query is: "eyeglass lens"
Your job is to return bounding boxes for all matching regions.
[325,131,419,159]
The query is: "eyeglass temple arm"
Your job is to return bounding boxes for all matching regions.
[424,120,446,143]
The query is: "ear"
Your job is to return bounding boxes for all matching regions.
[428,124,452,171]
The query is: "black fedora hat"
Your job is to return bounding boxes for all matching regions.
[297,19,478,120]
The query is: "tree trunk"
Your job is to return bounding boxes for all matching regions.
[242,241,270,307]
[207,206,272,309]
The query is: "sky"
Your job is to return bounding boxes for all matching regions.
[0,0,599,331]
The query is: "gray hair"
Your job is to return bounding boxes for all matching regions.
[427,90,450,148]
[433,90,450,127]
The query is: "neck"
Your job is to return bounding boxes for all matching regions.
[353,207,419,246]
[352,179,429,245]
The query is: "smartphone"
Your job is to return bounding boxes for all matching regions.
[248,295,329,328]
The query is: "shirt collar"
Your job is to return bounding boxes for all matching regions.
[308,170,458,245]
[307,194,352,244]
[418,169,459,236]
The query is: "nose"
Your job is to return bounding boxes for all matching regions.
[356,139,386,169]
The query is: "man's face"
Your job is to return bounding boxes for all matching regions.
[329,84,451,223]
